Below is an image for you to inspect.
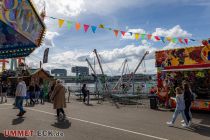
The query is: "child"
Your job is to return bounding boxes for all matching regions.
[166,87,188,127]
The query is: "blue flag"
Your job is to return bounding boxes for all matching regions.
[91,26,97,33]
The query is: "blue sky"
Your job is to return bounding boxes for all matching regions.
[26,0,210,76]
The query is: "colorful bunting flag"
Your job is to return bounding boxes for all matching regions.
[154,36,160,41]
[166,37,172,42]
[48,16,198,45]
[172,38,177,43]
[58,19,65,28]
[147,34,152,40]
[160,37,165,43]
[135,33,140,40]
[184,39,188,44]
[91,26,97,33]
[121,31,126,36]
[75,22,81,31]
[113,30,119,37]
[178,38,184,44]
[99,24,105,28]
[84,24,90,32]
[141,34,146,40]
[67,21,72,30]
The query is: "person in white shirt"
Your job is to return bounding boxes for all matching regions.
[15,77,27,117]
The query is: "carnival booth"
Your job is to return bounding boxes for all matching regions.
[155,42,210,111]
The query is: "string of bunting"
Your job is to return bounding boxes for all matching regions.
[46,16,199,45]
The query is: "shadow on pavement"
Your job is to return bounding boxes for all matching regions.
[192,111,210,126]
[12,117,25,125]
[173,123,210,138]
[51,119,71,129]
[0,133,27,140]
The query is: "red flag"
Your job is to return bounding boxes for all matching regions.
[147,34,152,40]
[154,36,160,41]
[184,39,188,44]
[178,38,184,44]
[121,31,126,36]
[84,24,90,32]
[113,30,119,37]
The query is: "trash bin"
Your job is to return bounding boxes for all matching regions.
[149,95,158,109]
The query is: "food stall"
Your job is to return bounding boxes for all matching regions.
[155,42,210,111]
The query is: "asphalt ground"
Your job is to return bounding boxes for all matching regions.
[0,96,210,140]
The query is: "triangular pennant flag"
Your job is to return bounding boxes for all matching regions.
[99,24,105,28]
[172,38,177,43]
[121,31,126,36]
[147,34,152,40]
[141,34,146,40]
[160,37,165,43]
[135,33,140,40]
[67,21,72,30]
[178,38,184,44]
[113,30,119,37]
[190,39,196,42]
[184,39,188,44]
[75,22,81,31]
[154,36,160,41]
[58,19,65,28]
[84,24,90,32]
[129,32,133,36]
[166,37,172,42]
[91,26,97,33]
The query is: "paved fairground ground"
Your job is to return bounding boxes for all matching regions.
[0,94,210,140]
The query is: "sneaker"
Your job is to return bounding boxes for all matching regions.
[188,121,192,126]
[181,120,185,123]
[166,122,174,127]
[181,123,189,128]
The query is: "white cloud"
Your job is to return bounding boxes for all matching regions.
[43,31,60,47]
[34,0,85,17]
[26,45,157,75]
[152,25,192,38]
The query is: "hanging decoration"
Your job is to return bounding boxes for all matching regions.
[46,16,202,45]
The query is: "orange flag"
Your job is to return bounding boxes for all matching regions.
[113,30,119,37]
[58,19,65,28]
[75,22,81,31]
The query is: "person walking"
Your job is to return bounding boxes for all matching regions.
[81,84,89,103]
[28,82,35,105]
[1,81,8,103]
[50,80,66,120]
[15,77,27,117]
[35,83,40,104]
[183,82,193,126]
[40,83,44,104]
[166,87,188,127]
[67,86,71,103]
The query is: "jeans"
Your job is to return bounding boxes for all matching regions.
[185,102,191,123]
[16,96,24,113]
[35,91,40,102]
[172,109,188,124]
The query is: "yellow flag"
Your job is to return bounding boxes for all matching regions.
[166,37,172,42]
[135,33,140,40]
[58,19,65,28]
[75,22,81,31]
